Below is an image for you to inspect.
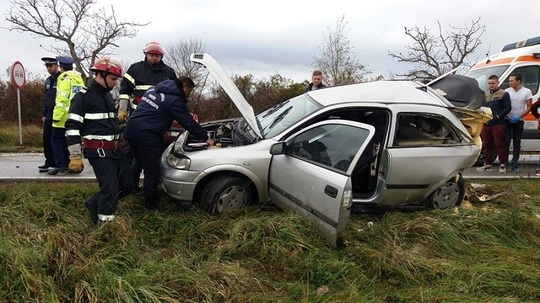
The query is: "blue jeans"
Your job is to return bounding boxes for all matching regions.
[504,120,524,165]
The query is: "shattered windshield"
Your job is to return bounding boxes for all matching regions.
[465,65,510,92]
[258,95,322,138]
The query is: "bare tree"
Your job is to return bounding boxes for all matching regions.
[165,39,208,80]
[165,39,209,86]
[388,17,485,82]
[4,0,148,84]
[313,15,370,86]
[165,39,210,108]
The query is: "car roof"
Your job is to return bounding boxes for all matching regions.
[306,80,450,108]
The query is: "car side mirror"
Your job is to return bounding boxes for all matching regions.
[270,142,286,155]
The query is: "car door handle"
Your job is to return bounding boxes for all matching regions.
[324,185,338,198]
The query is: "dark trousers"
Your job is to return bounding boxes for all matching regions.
[129,139,165,188]
[481,123,507,165]
[129,140,162,207]
[42,119,55,166]
[51,127,69,168]
[87,156,135,217]
[504,120,524,165]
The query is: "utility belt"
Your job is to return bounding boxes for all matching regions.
[83,139,120,157]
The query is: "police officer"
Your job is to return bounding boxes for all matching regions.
[65,57,135,225]
[49,56,84,175]
[124,77,214,209]
[39,57,61,173]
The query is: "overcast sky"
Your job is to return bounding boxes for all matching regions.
[1,0,539,83]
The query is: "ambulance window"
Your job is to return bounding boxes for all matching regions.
[501,66,540,94]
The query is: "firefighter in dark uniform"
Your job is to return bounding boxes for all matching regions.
[117,41,177,188]
[117,41,177,122]
[124,77,214,209]
[39,56,61,172]
[65,57,135,225]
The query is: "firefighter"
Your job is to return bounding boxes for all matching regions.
[117,41,177,121]
[49,56,85,175]
[117,41,177,188]
[124,77,214,209]
[65,57,135,225]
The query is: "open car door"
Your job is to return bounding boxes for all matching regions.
[268,120,375,247]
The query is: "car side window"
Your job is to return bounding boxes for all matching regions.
[287,123,371,172]
[500,65,540,94]
[395,114,462,146]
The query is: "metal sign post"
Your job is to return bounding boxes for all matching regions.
[11,61,26,145]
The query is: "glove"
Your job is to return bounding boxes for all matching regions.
[118,108,128,124]
[117,98,129,123]
[509,115,520,123]
[68,155,84,174]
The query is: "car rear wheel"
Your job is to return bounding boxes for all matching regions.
[426,175,465,209]
[200,175,253,215]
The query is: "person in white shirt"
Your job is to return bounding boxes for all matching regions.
[504,73,533,172]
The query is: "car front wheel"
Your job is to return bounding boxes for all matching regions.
[426,175,465,209]
[200,175,253,215]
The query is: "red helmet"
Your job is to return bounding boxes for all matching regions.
[90,57,123,77]
[143,41,164,56]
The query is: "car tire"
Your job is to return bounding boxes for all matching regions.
[426,175,465,210]
[200,175,253,215]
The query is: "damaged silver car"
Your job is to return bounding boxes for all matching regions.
[161,53,490,247]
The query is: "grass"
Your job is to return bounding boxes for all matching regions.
[1,180,540,302]
[0,123,43,152]
[1,123,540,301]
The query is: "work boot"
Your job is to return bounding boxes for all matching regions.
[97,214,116,227]
[47,167,68,175]
[38,164,53,173]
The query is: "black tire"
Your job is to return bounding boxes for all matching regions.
[200,175,253,215]
[426,175,465,210]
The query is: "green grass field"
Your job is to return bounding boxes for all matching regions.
[1,123,539,301]
[1,180,539,302]
[0,123,43,152]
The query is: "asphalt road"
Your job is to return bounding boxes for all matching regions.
[1,153,539,182]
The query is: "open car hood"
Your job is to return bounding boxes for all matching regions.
[190,53,262,139]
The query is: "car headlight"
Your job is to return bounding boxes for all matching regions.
[166,152,191,170]
[173,132,189,154]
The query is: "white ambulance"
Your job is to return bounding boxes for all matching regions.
[465,36,540,153]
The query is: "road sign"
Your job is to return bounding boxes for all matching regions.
[11,61,25,145]
[11,61,26,89]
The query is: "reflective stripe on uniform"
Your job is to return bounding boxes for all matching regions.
[119,94,130,100]
[85,112,116,120]
[68,113,84,123]
[58,91,70,98]
[130,102,138,110]
[98,214,116,221]
[135,84,153,91]
[66,129,80,136]
[123,73,135,84]
[82,134,120,141]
